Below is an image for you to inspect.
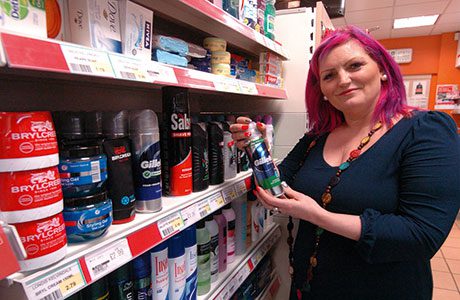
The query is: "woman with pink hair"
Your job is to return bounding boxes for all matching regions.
[231,26,460,299]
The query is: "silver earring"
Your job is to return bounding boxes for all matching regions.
[381,74,388,81]
[323,96,329,101]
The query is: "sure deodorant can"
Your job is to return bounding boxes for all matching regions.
[129,110,162,212]
[245,122,283,197]
[161,87,192,196]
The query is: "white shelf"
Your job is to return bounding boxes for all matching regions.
[0,32,287,99]
[0,170,254,300]
[198,224,281,300]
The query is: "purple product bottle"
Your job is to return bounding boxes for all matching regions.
[213,209,227,273]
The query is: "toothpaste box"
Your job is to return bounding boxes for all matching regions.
[0,0,47,38]
[119,0,153,60]
[67,0,122,53]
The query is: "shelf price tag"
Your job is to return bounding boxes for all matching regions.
[208,192,225,211]
[254,32,266,46]
[238,81,258,95]
[213,77,241,93]
[60,44,114,77]
[180,204,200,227]
[85,238,132,281]
[24,261,85,300]
[197,198,212,218]
[145,61,178,84]
[234,180,248,197]
[109,54,150,82]
[157,212,185,239]
[222,186,237,203]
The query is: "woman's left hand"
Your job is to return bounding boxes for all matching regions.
[254,182,322,222]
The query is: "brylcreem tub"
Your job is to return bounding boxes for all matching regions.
[14,213,67,271]
[0,111,59,172]
[0,166,63,223]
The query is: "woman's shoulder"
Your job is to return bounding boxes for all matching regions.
[406,110,458,134]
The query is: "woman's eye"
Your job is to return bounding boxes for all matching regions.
[322,73,333,80]
[349,62,363,70]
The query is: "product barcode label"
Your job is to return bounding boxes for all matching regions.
[197,198,212,218]
[24,262,85,300]
[222,186,237,203]
[234,180,247,197]
[90,160,101,182]
[60,44,114,78]
[70,63,92,73]
[207,192,225,211]
[180,204,199,227]
[120,71,136,80]
[238,81,258,95]
[40,289,63,300]
[85,239,132,280]
[109,54,150,82]
[213,77,241,93]
[157,212,184,239]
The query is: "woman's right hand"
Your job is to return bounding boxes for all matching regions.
[229,116,267,150]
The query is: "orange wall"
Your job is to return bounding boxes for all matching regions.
[379,33,460,122]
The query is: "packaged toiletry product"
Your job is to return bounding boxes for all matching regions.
[203,37,226,52]
[204,214,219,283]
[152,34,188,56]
[132,253,152,300]
[207,121,224,185]
[67,0,122,53]
[183,225,197,300]
[152,49,188,68]
[46,0,66,40]
[81,276,109,299]
[196,219,211,295]
[222,204,236,263]
[214,209,227,273]
[0,0,47,38]
[168,234,186,300]
[232,195,247,255]
[192,117,209,192]
[119,0,153,60]
[108,263,134,299]
[150,241,169,300]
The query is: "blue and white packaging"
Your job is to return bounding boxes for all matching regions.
[168,234,186,300]
[151,241,169,300]
[183,225,197,300]
[132,253,153,300]
[67,0,122,53]
[119,0,153,60]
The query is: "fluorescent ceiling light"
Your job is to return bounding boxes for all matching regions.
[393,15,439,29]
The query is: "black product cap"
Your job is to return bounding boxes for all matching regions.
[109,263,132,283]
[81,277,109,299]
[59,139,104,159]
[162,86,189,114]
[54,111,85,140]
[223,203,232,209]
[84,111,103,138]
[204,214,214,222]
[215,209,222,215]
[197,219,206,228]
[102,111,128,138]
[64,190,108,207]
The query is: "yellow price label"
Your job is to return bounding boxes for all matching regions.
[171,216,184,230]
[217,196,225,206]
[59,271,84,296]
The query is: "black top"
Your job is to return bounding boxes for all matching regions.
[278,111,460,299]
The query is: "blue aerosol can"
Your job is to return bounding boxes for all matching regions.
[245,122,283,197]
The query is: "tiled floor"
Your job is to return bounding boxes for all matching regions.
[432,217,460,300]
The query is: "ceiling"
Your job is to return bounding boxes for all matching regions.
[331,0,460,40]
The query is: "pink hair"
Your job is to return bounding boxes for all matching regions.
[306,26,411,135]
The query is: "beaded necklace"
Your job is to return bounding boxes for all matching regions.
[287,121,383,299]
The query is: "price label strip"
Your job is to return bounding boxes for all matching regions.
[222,185,237,203]
[157,212,185,239]
[197,198,212,218]
[254,32,266,46]
[24,261,85,300]
[109,54,150,82]
[84,238,132,281]
[234,180,248,197]
[213,77,241,93]
[145,61,178,84]
[208,192,225,211]
[238,81,258,95]
[180,204,200,227]
[60,44,114,77]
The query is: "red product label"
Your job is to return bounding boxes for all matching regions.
[15,213,67,259]
[170,150,192,196]
[0,166,62,211]
[0,111,58,159]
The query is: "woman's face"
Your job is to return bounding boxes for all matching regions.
[319,40,384,117]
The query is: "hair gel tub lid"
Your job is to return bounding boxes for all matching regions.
[0,111,59,171]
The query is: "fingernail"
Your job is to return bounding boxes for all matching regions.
[252,189,258,196]
[281,181,289,188]
[241,125,249,130]
[244,132,251,137]
[256,122,263,127]
[245,118,252,123]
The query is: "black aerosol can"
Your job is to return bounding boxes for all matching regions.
[245,122,283,197]
[192,115,209,192]
[161,87,192,196]
[207,119,224,185]
[102,111,136,223]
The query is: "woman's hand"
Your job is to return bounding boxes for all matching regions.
[254,182,322,222]
[229,116,267,150]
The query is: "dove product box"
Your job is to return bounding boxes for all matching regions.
[119,0,153,60]
[67,0,122,53]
